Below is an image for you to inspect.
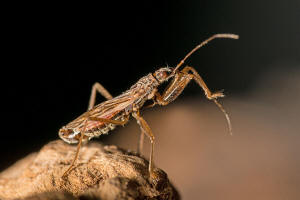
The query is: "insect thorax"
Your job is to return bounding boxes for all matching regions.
[129,73,159,109]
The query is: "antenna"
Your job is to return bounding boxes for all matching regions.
[173,33,239,73]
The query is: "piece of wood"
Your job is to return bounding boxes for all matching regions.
[0,140,179,200]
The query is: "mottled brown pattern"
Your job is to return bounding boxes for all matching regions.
[0,140,179,200]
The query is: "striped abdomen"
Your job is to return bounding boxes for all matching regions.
[59,111,127,144]
[84,114,126,137]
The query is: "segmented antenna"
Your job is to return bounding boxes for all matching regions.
[173,33,239,74]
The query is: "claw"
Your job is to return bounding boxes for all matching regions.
[211,90,225,99]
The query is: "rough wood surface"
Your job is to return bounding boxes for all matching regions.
[0,140,179,200]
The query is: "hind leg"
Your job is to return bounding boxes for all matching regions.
[88,82,113,110]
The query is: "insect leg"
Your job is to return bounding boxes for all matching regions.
[181,66,224,99]
[88,115,129,126]
[155,71,193,106]
[137,130,144,155]
[181,66,232,134]
[62,119,88,178]
[132,111,155,176]
[138,101,156,154]
[88,82,113,110]
[155,66,232,135]
[62,115,129,178]
[156,65,224,105]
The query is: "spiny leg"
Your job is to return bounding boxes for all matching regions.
[155,66,232,135]
[181,66,224,99]
[181,66,232,135]
[132,111,155,177]
[155,71,193,106]
[88,82,113,110]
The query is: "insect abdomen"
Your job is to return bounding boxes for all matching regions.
[84,114,125,138]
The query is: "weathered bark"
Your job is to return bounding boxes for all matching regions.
[0,140,179,200]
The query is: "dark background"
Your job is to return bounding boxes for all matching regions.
[1,0,299,173]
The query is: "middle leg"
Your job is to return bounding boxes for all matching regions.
[132,110,155,175]
[137,131,145,155]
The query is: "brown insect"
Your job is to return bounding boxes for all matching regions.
[59,33,238,179]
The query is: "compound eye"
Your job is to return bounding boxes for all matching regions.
[154,68,173,82]
[158,71,167,79]
[154,71,167,82]
[165,69,172,76]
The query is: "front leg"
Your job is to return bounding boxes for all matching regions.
[181,66,232,135]
[155,66,232,135]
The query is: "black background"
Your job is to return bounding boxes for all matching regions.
[1,1,299,170]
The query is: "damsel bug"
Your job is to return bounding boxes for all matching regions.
[59,33,238,179]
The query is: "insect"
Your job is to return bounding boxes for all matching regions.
[59,33,238,179]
